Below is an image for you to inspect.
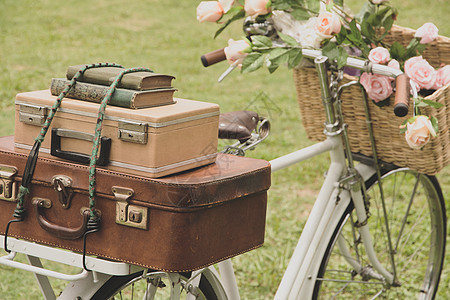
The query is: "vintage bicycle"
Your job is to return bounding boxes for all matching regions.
[0,38,446,299]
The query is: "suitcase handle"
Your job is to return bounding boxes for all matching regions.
[33,198,90,240]
[51,128,111,166]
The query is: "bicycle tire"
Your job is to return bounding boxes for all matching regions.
[90,269,222,300]
[312,168,446,299]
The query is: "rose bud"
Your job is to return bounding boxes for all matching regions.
[404,115,437,149]
[224,39,252,66]
[197,1,224,23]
[244,0,271,17]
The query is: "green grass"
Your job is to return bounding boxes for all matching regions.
[0,0,448,299]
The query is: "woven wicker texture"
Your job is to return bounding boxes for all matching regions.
[294,25,449,175]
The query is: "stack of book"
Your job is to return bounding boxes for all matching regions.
[50,64,176,109]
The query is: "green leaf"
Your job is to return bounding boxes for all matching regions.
[268,48,290,65]
[382,14,394,31]
[336,50,349,69]
[251,35,273,48]
[214,9,245,39]
[320,42,348,69]
[242,53,264,73]
[416,101,429,107]
[416,43,427,55]
[422,99,445,109]
[430,116,439,135]
[334,0,344,7]
[389,42,406,61]
[307,0,320,13]
[361,19,376,42]
[355,2,375,22]
[405,38,420,58]
[335,28,348,45]
[349,20,362,39]
[399,120,408,134]
[287,48,303,69]
[278,32,299,47]
[271,0,293,11]
[290,8,310,21]
[267,62,279,74]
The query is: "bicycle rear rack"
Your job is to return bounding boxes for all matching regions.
[0,234,143,280]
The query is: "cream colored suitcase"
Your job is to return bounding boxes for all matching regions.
[14,90,219,177]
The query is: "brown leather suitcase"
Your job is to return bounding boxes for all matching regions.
[14,90,219,178]
[0,136,270,272]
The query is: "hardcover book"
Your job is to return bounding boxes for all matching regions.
[50,78,176,109]
[66,65,175,90]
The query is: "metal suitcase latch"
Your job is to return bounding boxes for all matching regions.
[19,103,48,126]
[52,175,74,209]
[112,186,148,230]
[0,165,18,202]
[118,120,148,144]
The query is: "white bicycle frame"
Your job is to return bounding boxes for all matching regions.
[0,50,408,300]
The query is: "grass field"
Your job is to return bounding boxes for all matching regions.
[0,0,448,299]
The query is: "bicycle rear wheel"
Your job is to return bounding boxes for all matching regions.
[313,168,446,299]
[91,268,225,300]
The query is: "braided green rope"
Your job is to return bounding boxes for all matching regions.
[88,67,153,219]
[15,63,123,212]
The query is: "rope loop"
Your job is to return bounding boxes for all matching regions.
[87,67,153,214]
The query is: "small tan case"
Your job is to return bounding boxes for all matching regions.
[14,90,219,177]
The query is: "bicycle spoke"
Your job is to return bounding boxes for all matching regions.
[394,174,420,252]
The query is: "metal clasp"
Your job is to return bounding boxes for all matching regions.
[112,186,148,230]
[52,175,74,209]
[0,165,18,202]
[118,120,148,144]
[19,103,48,126]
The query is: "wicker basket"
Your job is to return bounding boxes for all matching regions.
[294,25,450,175]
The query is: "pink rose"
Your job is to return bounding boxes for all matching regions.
[404,115,437,149]
[315,12,341,38]
[244,0,271,17]
[224,39,251,66]
[404,56,437,90]
[368,47,390,64]
[415,23,439,44]
[433,65,450,89]
[359,72,393,102]
[197,1,224,23]
[388,59,400,70]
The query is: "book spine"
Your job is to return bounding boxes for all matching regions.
[66,66,144,90]
[50,79,135,108]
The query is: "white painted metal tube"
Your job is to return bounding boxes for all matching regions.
[351,188,395,283]
[0,235,142,276]
[270,138,338,172]
[0,255,89,281]
[218,259,241,300]
[275,161,345,299]
[301,49,403,77]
